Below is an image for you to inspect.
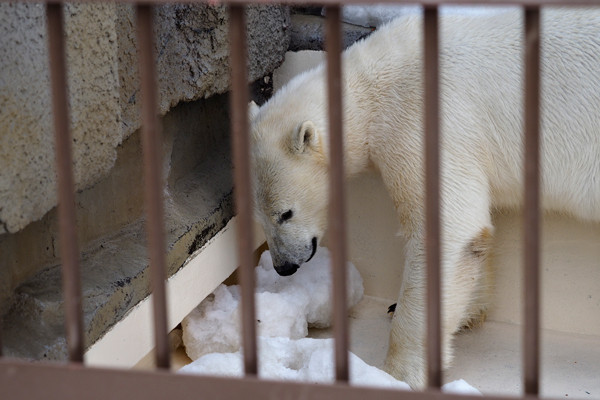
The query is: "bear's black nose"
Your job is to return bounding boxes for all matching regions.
[275,262,299,276]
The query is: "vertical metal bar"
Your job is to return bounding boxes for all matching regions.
[46,2,84,364]
[229,4,258,377]
[135,3,170,370]
[324,5,349,383]
[424,6,442,390]
[523,6,541,397]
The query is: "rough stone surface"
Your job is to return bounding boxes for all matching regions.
[0,3,290,234]
[0,3,121,234]
[289,14,373,52]
[118,4,290,136]
[2,95,236,360]
[0,3,289,360]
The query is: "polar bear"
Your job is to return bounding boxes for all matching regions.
[249,9,600,388]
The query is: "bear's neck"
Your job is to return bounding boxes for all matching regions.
[339,41,422,179]
[288,66,373,177]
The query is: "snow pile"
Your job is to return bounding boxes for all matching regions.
[180,336,480,394]
[180,336,411,390]
[180,246,481,394]
[181,247,364,360]
[443,379,484,396]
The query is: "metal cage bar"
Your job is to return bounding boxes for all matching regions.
[1,1,597,399]
[4,0,599,5]
[136,3,171,370]
[423,5,442,390]
[46,1,85,364]
[229,4,259,377]
[1,359,556,400]
[523,6,541,396]
[324,4,350,383]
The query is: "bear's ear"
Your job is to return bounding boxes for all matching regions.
[248,101,260,122]
[293,120,319,154]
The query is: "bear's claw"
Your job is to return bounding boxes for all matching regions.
[387,303,397,315]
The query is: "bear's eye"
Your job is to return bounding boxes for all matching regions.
[279,209,293,224]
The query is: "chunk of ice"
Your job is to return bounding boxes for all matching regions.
[181,246,481,394]
[180,336,480,394]
[180,336,411,390]
[182,247,363,360]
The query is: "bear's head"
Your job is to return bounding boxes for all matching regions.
[249,100,329,276]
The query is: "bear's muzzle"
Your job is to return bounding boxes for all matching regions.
[275,262,299,276]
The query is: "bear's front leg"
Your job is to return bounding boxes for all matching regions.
[384,225,493,389]
[384,284,453,389]
[384,234,430,389]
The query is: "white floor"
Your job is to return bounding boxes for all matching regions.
[308,295,600,399]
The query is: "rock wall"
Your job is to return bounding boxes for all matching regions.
[0,3,121,234]
[0,3,375,361]
[0,3,289,235]
[0,2,289,359]
[2,95,237,360]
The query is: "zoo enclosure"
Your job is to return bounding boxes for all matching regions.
[0,0,597,398]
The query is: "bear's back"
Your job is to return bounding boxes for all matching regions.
[348,9,600,219]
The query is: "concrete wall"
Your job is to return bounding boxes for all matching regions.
[0,3,290,359]
[0,3,289,235]
[1,3,121,234]
[2,95,235,359]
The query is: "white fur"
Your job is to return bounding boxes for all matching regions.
[250,9,600,388]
